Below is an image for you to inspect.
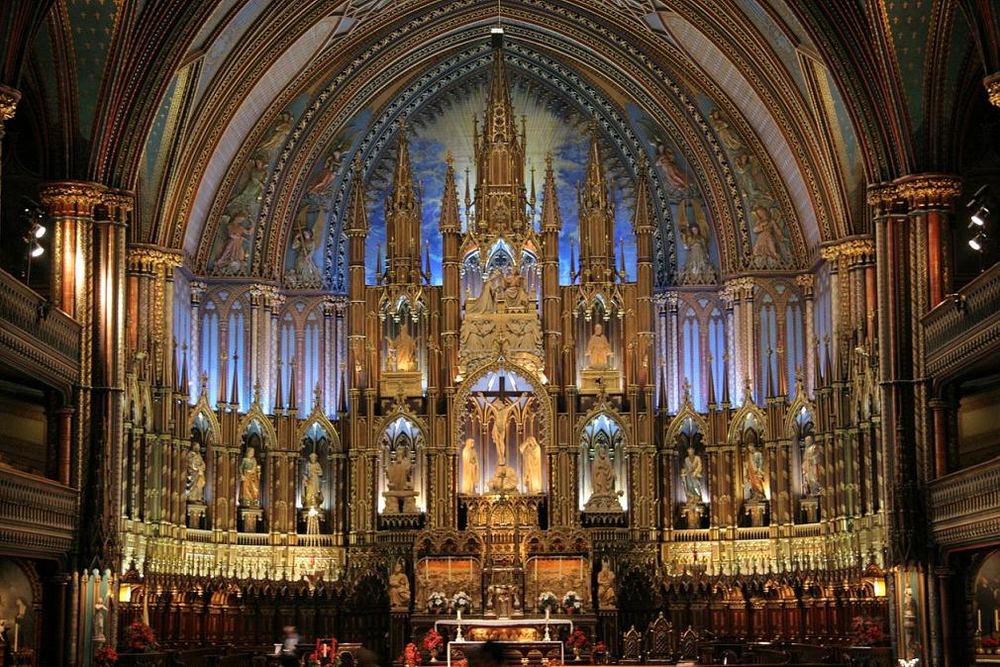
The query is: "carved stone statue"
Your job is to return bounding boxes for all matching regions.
[500,270,529,311]
[93,599,107,642]
[240,447,262,507]
[519,435,542,494]
[681,446,703,504]
[597,561,617,609]
[801,435,821,496]
[466,279,496,315]
[386,446,413,492]
[461,438,479,495]
[303,452,324,509]
[186,448,207,502]
[585,444,623,512]
[585,322,613,370]
[388,561,411,610]
[482,395,519,468]
[383,445,418,513]
[744,439,766,501]
[390,326,418,372]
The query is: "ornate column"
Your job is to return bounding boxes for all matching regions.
[796,275,816,397]
[666,294,679,411]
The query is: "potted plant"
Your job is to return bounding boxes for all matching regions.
[850,615,884,646]
[422,629,444,662]
[427,591,448,614]
[567,628,589,661]
[451,591,472,616]
[561,591,583,615]
[403,642,421,667]
[94,646,119,667]
[125,621,156,652]
[537,591,559,615]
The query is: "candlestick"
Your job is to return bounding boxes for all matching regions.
[978,608,983,633]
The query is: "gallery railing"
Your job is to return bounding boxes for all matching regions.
[0,268,81,370]
[0,464,78,556]
[923,261,1000,377]
[928,454,1000,546]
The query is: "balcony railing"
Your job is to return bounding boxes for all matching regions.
[928,455,1000,547]
[923,261,1000,377]
[0,464,78,556]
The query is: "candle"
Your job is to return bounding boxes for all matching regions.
[979,609,983,633]
[995,608,999,631]
[457,608,462,622]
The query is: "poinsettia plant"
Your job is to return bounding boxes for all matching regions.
[982,637,999,649]
[125,621,156,652]
[566,629,589,650]
[94,646,119,666]
[593,641,607,654]
[851,615,884,645]
[421,628,444,661]
[403,642,421,667]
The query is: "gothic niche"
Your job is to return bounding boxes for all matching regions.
[380,298,425,397]
[185,412,212,529]
[238,421,266,533]
[674,417,707,529]
[579,413,626,517]
[461,369,542,495]
[738,414,768,528]
[299,422,334,535]
[378,416,424,518]
[793,406,820,524]
[576,298,623,394]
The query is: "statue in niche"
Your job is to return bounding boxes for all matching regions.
[388,560,411,610]
[743,435,766,501]
[597,560,617,609]
[186,448,207,503]
[388,325,418,373]
[500,269,529,311]
[461,438,479,494]
[466,278,497,315]
[93,598,107,642]
[240,447,262,507]
[801,435,822,496]
[681,446,704,504]
[585,322,613,370]
[386,445,413,492]
[586,442,624,512]
[592,445,616,496]
[750,204,784,267]
[481,394,523,469]
[520,434,542,494]
[303,452,324,509]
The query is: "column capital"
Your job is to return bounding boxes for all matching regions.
[866,182,901,213]
[127,244,184,274]
[101,188,135,216]
[0,84,21,123]
[39,181,106,217]
[820,237,875,266]
[985,71,1000,108]
[894,174,962,209]
[722,276,755,300]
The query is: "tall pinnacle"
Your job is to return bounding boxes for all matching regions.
[386,118,421,283]
[540,154,562,232]
[439,153,461,234]
[484,38,517,148]
[577,120,615,282]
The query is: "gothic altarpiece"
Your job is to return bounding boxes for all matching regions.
[117,37,888,659]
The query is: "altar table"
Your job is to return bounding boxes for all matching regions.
[446,640,564,667]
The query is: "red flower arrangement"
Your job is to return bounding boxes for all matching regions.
[94,646,119,666]
[851,616,884,646]
[310,638,341,666]
[982,637,1000,649]
[403,642,421,667]
[593,641,607,654]
[566,629,589,650]
[421,629,444,661]
[125,621,156,652]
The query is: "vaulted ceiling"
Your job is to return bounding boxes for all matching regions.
[2,0,995,286]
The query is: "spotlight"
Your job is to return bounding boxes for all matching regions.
[971,205,990,227]
[29,240,44,258]
[29,222,46,238]
[969,233,986,252]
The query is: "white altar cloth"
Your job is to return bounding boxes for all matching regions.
[446,640,564,667]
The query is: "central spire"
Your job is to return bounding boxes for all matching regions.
[472,30,529,239]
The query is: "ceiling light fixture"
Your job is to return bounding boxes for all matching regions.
[968,233,986,252]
